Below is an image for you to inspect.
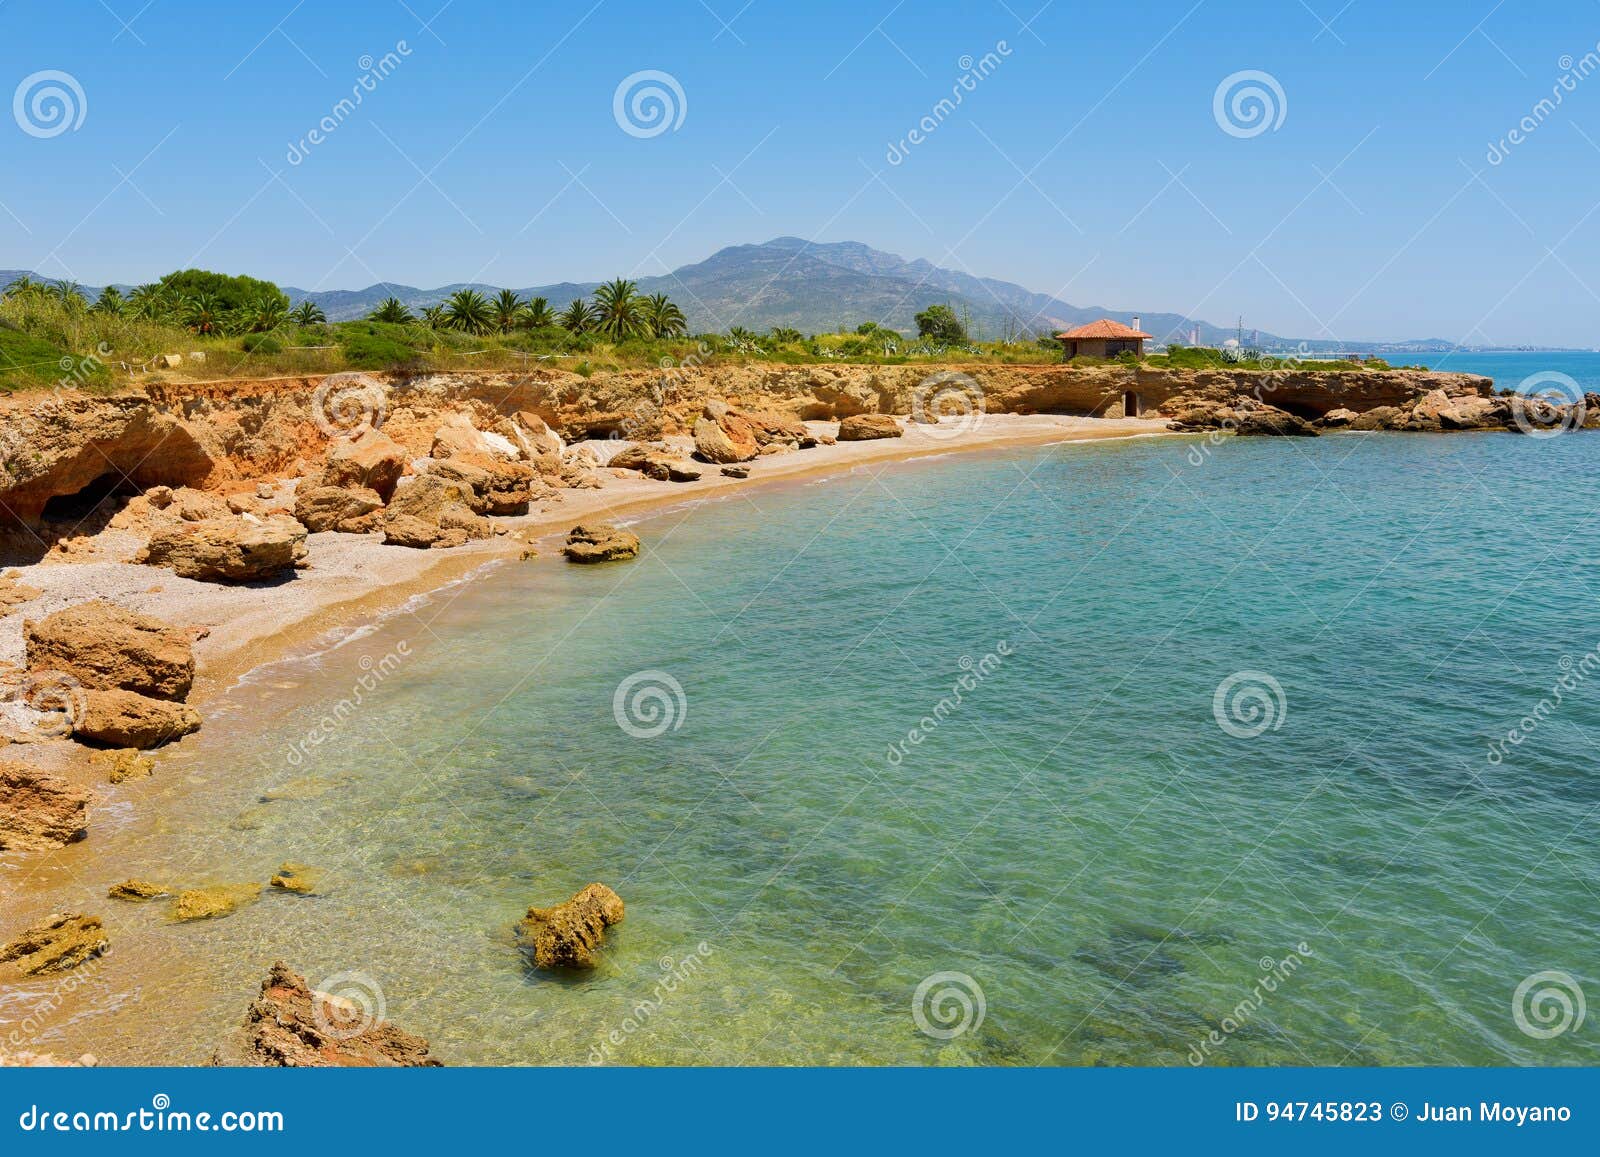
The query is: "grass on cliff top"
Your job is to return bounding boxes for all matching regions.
[0,293,1417,394]
[0,322,111,393]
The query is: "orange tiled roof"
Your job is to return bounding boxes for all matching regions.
[1054,319,1153,340]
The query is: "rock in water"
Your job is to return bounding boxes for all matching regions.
[0,764,90,850]
[173,883,262,921]
[92,748,156,783]
[836,413,904,441]
[517,882,625,969]
[1232,409,1320,437]
[212,962,442,1067]
[23,600,195,702]
[268,863,323,895]
[136,516,308,582]
[108,879,169,901]
[0,913,108,976]
[561,524,640,564]
[74,689,201,749]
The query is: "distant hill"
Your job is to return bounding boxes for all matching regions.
[0,245,1476,351]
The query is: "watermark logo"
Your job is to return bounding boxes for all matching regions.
[1508,370,1585,438]
[912,971,986,1040]
[311,371,388,438]
[910,370,987,440]
[1513,970,1586,1040]
[886,41,1012,165]
[0,669,87,741]
[613,70,686,138]
[1212,70,1286,139]
[13,70,87,138]
[312,970,387,1041]
[612,669,687,738]
[1487,44,1600,165]
[286,41,412,165]
[1189,943,1313,1064]
[886,641,1013,766]
[1211,671,1286,739]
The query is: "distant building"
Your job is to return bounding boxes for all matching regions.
[1054,317,1153,359]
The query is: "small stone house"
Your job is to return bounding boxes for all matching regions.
[1054,318,1153,360]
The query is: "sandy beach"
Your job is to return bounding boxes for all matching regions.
[2,413,1165,714]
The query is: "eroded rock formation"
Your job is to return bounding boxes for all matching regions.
[517,882,625,969]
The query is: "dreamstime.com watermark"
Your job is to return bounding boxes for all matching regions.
[1508,370,1586,437]
[1512,970,1586,1040]
[311,371,389,438]
[0,669,87,742]
[12,70,86,138]
[2,948,112,1059]
[1188,942,1314,1065]
[613,70,686,138]
[910,370,987,440]
[1213,69,1286,139]
[885,640,1014,765]
[613,669,687,739]
[886,41,1013,165]
[1486,642,1600,766]
[311,970,387,1041]
[912,970,986,1040]
[1212,670,1287,739]
[587,942,715,1063]
[1487,45,1600,165]
[16,1095,283,1134]
[286,41,412,165]
[282,641,412,766]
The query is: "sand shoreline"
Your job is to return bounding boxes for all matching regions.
[3,414,1170,719]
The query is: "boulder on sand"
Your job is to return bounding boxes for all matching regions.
[693,403,761,464]
[836,413,904,441]
[516,882,625,969]
[294,485,384,534]
[23,600,195,701]
[318,428,407,501]
[212,962,442,1067]
[0,913,107,976]
[136,516,308,583]
[561,524,640,564]
[382,475,495,549]
[609,445,702,482]
[0,764,90,850]
[74,689,201,749]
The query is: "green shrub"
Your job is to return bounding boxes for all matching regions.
[241,333,283,354]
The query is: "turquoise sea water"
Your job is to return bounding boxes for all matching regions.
[1409,350,1600,392]
[8,428,1600,1066]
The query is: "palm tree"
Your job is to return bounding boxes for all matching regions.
[558,298,596,333]
[591,277,643,341]
[183,292,225,335]
[728,326,756,344]
[127,283,170,321]
[53,280,88,312]
[642,293,687,338]
[290,300,326,326]
[3,275,39,300]
[92,286,126,316]
[491,289,524,333]
[237,294,289,334]
[370,296,414,324]
[520,296,554,329]
[770,326,802,344]
[444,288,493,335]
[421,304,447,329]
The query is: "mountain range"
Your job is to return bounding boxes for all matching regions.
[4,238,1461,350]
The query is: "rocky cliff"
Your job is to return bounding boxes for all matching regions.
[0,363,1491,535]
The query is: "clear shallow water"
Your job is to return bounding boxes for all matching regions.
[7,431,1599,1066]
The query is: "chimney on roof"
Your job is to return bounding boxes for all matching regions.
[1132,315,1140,332]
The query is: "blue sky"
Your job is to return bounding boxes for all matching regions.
[2,0,1599,345]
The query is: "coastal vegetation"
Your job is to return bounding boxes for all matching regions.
[0,268,1404,393]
